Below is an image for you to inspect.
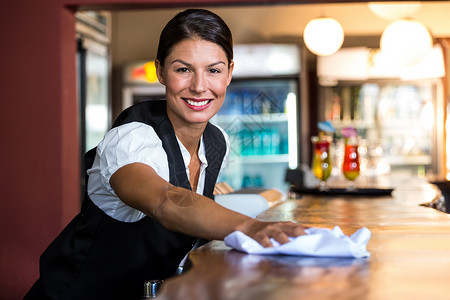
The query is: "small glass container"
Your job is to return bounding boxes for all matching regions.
[311,135,333,191]
[142,280,164,299]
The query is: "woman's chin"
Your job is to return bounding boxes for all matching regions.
[188,114,215,125]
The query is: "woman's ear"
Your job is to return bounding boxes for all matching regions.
[155,59,166,85]
[227,61,234,86]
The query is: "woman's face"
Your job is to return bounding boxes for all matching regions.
[156,38,233,127]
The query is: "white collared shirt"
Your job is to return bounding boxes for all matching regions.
[87,121,229,222]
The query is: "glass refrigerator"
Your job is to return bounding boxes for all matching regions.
[211,44,301,193]
[76,12,111,200]
[211,78,299,192]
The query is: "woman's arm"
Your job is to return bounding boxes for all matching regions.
[110,162,306,247]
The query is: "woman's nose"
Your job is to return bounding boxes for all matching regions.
[190,72,206,93]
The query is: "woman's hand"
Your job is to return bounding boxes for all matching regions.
[235,219,307,248]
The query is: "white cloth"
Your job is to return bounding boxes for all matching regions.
[87,121,229,222]
[224,226,371,258]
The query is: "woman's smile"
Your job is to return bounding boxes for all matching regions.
[183,97,213,110]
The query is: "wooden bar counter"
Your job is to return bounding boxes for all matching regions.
[156,179,450,300]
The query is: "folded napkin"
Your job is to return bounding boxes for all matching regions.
[224,226,371,258]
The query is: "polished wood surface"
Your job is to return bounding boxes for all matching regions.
[156,179,450,300]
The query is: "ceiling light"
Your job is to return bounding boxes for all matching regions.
[380,19,433,66]
[303,17,344,56]
[368,2,421,20]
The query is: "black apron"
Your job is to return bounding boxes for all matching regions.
[27,100,226,300]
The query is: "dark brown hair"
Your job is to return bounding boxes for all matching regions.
[156,9,233,67]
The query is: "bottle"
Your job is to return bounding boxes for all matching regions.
[252,128,262,156]
[142,280,164,299]
[271,128,281,155]
[242,174,252,188]
[240,128,252,156]
[253,174,264,187]
[261,127,271,155]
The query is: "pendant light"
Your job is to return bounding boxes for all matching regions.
[303,17,344,56]
[368,1,421,20]
[380,18,433,66]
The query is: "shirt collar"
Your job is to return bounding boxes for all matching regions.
[175,135,208,169]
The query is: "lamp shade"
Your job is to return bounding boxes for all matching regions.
[303,17,344,56]
[368,2,421,20]
[380,19,433,66]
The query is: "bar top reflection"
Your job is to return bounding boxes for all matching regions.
[156,179,450,300]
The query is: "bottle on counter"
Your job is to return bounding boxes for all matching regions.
[142,280,164,299]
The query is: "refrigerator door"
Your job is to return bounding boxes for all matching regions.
[211,78,299,193]
[79,41,110,153]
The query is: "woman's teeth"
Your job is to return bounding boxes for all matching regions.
[185,99,210,107]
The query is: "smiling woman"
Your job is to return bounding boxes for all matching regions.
[156,38,233,127]
[24,8,307,300]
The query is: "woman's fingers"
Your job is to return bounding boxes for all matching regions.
[282,222,307,238]
[270,230,291,245]
[256,235,274,248]
[250,222,307,247]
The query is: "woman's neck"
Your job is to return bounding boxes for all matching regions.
[170,118,206,157]
[176,127,203,155]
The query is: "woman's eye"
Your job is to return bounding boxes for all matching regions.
[176,67,189,73]
[209,68,220,74]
